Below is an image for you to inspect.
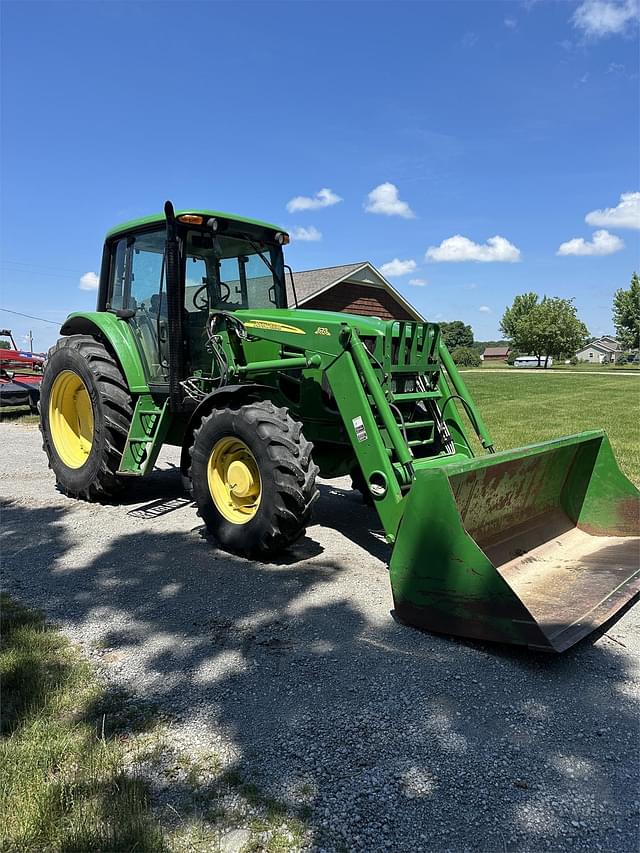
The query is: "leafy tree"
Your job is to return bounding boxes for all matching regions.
[612,272,640,350]
[501,293,588,367]
[450,346,481,367]
[517,298,588,367]
[440,320,474,349]
[0,340,11,349]
[499,292,539,342]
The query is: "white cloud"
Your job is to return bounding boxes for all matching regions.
[556,229,625,256]
[79,271,99,290]
[464,282,478,290]
[478,305,492,314]
[379,258,417,277]
[290,226,322,242]
[426,235,521,263]
[572,0,639,38]
[364,183,415,219]
[585,191,640,229]
[504,17,517,28]
[408,278,428,287]
[286,188,342,213]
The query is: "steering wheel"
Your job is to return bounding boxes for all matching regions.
[193,281,231,310]
[193,284,209,310]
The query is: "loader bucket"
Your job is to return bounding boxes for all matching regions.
[390,431,639,652]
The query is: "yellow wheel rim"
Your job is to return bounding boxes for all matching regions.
[207,436,261,524]
[48,370,94,469]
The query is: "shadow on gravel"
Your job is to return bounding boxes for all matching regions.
[315,482,392,563]
[1,484,639,853]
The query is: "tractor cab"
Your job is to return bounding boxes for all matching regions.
[99,209,290,387]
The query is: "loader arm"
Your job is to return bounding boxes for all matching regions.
[226,311,492,541]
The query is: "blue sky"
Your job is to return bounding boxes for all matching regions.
[1,0,638,352]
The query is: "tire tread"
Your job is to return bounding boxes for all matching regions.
[189,399,319,557]
[40,335,133,501]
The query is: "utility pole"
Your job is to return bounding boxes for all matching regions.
[28,330,33,355]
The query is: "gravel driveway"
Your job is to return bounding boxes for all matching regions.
[2,422,639,852]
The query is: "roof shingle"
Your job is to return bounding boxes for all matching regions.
[287,263,366,304]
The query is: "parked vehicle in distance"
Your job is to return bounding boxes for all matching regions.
[513,355,553,368]
[0,329,43,412]
[0,369,40,411]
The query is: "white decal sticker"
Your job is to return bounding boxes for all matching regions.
[352,416,368,442]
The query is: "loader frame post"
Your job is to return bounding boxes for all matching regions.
[347,328,414,477]
[324,348,406,541]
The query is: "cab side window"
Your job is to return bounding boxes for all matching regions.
[107,229,167,382]
[108,230,166,310]
[108,239,128,310]
[130,231,165,310]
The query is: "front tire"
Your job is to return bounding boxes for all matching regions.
[39,335,133,500]
[190,400,319,557]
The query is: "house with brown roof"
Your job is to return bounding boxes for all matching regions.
[482,346,510,361]
[287,262,422,322]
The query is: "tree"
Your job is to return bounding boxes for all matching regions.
[450,346,481,367]
[500,293,588,367]
[440,320,474,349]
[500,292,540,357]
[613,272,640,351]
[0,340,11,349]
[500,292,539,339]
[517,298,588,367]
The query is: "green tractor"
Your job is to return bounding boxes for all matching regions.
[39,203,639,652]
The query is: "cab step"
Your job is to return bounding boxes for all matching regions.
[118,396,169,476]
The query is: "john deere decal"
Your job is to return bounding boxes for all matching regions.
[243,320,306,335]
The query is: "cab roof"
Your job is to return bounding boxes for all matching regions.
[106,210,287,240]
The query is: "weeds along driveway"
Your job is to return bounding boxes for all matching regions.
[2,422,639,853]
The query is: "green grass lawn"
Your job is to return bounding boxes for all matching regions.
[462,371,640,486]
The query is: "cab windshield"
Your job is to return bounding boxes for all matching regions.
[184,230,285,313]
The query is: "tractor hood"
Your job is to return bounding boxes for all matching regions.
[235,307,399,339]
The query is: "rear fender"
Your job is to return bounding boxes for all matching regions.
[179,384,278,480]
[60,312,148,393]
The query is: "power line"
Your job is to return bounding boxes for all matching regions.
[0,308,62,326]
[2,267,79,281]
[1,260,85,275]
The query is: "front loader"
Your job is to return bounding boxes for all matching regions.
[39,202,639,652]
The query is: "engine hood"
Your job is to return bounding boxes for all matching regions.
[235,307,403,338]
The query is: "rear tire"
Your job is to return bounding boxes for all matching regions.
[190,400,319,557]
[39,335,133,500]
